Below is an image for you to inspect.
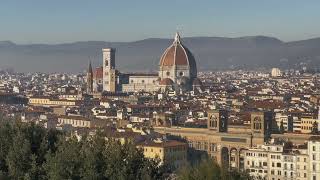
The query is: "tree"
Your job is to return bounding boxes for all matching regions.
[279,120,285,134]
[0,119,169,180]
[6,132,32,179]
[79,133,106,179]
[311,121,319,135]
[177,158,251,180]
[45,136,82,180]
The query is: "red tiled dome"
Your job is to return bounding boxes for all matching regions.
[159,33,197,69]
[159,78,174,86]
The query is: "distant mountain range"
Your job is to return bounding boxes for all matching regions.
[1,36,320,73]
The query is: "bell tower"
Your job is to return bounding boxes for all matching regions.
[207,110,228,132]
[86,61,93,94]
[102,48,116,92]
[251,111,273,139]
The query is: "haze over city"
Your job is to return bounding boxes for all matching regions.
[1,1,320,180]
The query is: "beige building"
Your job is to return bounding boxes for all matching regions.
[301,118,319,134]
[29,97,81,107]
[154,111,273,169]
[57,115,92,128]
[137,139,188,169]
[308,136,320,180]
[271,68,282,77]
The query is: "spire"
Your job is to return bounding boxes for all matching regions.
[174,32,181,44]
[87,60,93,94]
[88,60,93,74]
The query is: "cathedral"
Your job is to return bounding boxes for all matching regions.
[87,32,202,94]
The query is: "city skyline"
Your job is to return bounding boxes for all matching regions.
[1,0,320,44]
[1,1,320,180]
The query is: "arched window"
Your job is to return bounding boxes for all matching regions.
[254,117,262,130]
[210,115,218,128]
[105,59,109,66]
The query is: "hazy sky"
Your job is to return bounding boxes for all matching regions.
[0,0,319,44]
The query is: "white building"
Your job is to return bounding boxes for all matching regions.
[308,136,320,180]
[275,113,290,132]
[271,68,282,77]
[243,140,310,180]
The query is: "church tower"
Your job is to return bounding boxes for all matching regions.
[207,110,228,132]
[86,61,93,94]
[251,111,273,140]
[102,48,116,92]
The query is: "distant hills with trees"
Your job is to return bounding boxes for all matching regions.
[1,36,320,73]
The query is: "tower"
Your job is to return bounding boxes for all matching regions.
[86,61,93,94]
[251,111,273,139]
[207,110,228,132]
[102,48,116,92]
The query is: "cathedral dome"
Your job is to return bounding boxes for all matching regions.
[159,78,174,86]
[159,33,197,69]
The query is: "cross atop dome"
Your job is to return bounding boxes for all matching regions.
[174,32,181,44]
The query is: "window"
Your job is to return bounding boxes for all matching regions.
[253,117,262,130]
[277,163,281,168]
[313,146,316,151]
[166,71,170,76]
[179,72,184,76]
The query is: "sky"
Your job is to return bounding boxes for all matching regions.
[0,0,319,44]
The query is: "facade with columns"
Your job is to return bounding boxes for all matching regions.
[154,110,320,173]
[154,111,271,170]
